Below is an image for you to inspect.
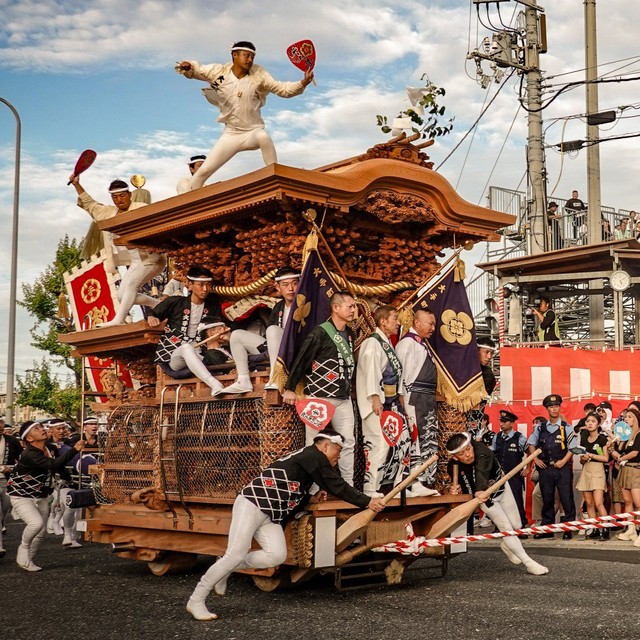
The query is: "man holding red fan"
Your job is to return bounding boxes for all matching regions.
[176,40,314,190]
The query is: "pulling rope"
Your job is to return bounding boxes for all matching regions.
[373,511,640,555]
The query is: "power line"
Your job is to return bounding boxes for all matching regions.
[520,75,640,114]
[546,54,640,81]
[436,69,516,171]
[477,104,522,204]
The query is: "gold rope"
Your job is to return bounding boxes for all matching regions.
[211,269,278,297]
[329,272,415,296]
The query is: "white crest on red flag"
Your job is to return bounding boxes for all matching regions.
[296,399,335,431]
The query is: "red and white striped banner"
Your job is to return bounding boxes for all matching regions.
[499,345,640,404]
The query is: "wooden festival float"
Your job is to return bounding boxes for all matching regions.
[59,134,514,589]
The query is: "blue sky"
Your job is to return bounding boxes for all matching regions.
[2,0,640,387]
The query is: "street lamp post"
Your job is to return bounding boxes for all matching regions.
[1,97,21,428]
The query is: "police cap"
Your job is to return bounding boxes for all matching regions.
[542,394,562,408]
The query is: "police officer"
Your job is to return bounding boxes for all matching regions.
[527,394,576,539]
[491,410,528,528]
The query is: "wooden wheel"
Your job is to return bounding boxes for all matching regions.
[147,552,197,576]
[252,572,291,592]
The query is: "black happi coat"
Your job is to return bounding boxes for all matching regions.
[1,433,22,477]
[148,293,222,363]
[241,445,370,523]
[285,319,355,399]
[7,443,78,498]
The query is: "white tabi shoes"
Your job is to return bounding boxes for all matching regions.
[364,490,384,499]
[406,483,440,498]
[263,381,278,390]
[499,541,522,565]
[220,377,253,395]
[63,535,82,549]
[16,544,42,572]
[186,598,218,621]
[206,378,225,397]
[523,559,549,575]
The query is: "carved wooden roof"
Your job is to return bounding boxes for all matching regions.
[101,148,514,251]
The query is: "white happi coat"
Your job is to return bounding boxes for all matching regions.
[356,328,403,419]
[180,61,305,131]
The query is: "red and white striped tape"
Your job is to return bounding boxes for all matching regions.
[372,511,640,555]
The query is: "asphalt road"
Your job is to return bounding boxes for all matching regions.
[2,520,639,640]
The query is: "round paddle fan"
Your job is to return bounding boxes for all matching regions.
[287,39,316,85]
[614,420,632,442]
[67,149,97,184]
[295,398,335,431]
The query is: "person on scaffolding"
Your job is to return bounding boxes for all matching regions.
[531,296,560,342]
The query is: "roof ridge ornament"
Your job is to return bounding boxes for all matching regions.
[358,132,435,169]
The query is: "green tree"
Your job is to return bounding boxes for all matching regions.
[15,359,81,421]
[17,235,84,417]
[377,74,455,140]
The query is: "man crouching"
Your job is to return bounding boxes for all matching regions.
[186,428,385,620]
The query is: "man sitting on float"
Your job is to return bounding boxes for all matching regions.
[147,265,228,395]
[223,267,300,395]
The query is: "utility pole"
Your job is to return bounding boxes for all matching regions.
[0,97,21,429]
[523,0,546,256]
[468,0,547,255]
[584,0,605,341]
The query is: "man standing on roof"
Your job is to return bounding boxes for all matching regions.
[176,154,206,194]
[69,175,166,327]
[175,41,314,190]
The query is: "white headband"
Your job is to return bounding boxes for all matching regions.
[21,423,38,441]
[187,276,213,282]
[48,420,69,428]
[447,432,472,455]
[315,433,344,446]
[274,273,300,282]
[109,187,130,194]
[231,46,256,53]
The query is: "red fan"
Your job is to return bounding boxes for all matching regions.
[380,411,404,447]
[286,39,316,85]
[67,149,97,185]
[296,398,335,431]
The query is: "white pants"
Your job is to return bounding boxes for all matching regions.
[190,128,276,190]
[0,477,10,548]
[195,495,287,595]
[266,326,284,374]
[228,326,283,380]
[109,254,165,324]
[59,488,80,541]
[483,484,536,565]
[304,397,355,486]
[10,495,51,561]
[229,329,266,378]
[170,343,217,388]
[362,412,392,493]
